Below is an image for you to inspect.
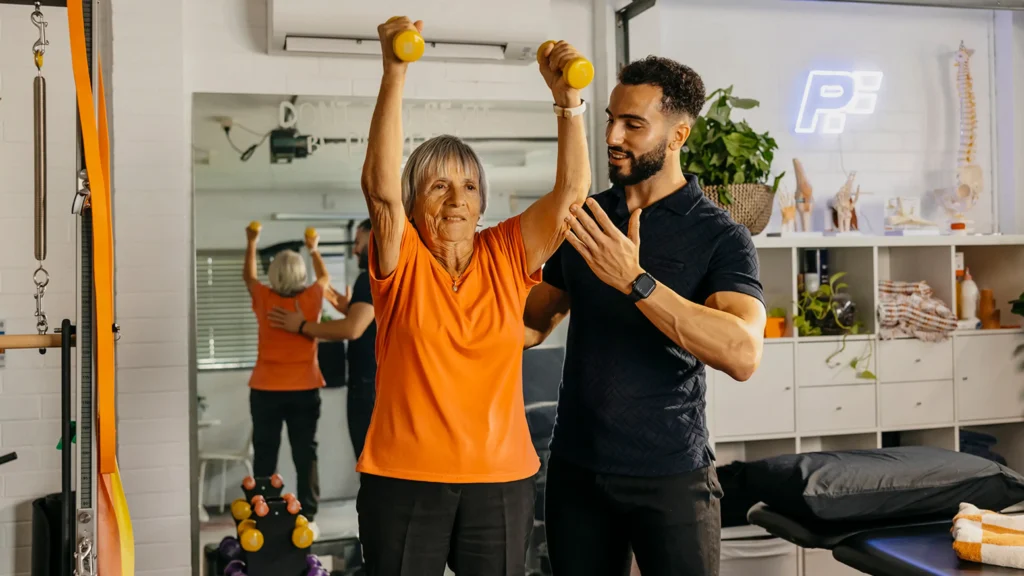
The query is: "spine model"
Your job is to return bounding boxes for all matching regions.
[947,40,982,222]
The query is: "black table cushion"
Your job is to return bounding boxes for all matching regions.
[743,446,1024,523]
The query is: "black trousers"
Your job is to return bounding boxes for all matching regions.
[544,455,723,576]
[346,385,375,458]
[250,388,321,519]
[356,473,535,576]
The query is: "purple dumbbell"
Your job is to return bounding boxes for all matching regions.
[218,537,243,562]
[306,568,328,576]
[224,559,246,576]
[306,554,322,569]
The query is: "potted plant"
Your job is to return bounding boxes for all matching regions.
[765,307,787,338]
[795,271,875,379]
[680,86,786,235]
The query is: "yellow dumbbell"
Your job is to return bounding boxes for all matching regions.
[537,40,594,90]
[248,221,261,233]
[305,227,317,239]
[240,528,264,552]
[230,498,252,521]
[237,518,257,536]
[386,16,425,62]
[292,525,315,549]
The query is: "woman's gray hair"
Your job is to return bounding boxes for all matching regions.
[401,134,489,217]
[267,249,307,296]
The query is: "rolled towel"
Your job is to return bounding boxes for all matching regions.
[952,502,1024,569]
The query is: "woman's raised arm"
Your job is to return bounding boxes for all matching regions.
[359,17,423,278]
[519,41,592,274]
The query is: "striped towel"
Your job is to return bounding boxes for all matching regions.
[952,502,1024,569]
[878,280,958,341]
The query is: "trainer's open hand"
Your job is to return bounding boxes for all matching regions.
[377,16,423,72]
[565,198,644,295]
[269,302,307,334]
[538,41,583,108]
[324,284,352,314]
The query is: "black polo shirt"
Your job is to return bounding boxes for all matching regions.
[346,270,377,395]
[542,175,764,476]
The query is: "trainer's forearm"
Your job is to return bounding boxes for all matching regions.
[303,318,358,341]
[636,283,760,381]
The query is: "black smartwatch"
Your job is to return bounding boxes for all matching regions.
[298,320,307,335]
[628,272,657,302]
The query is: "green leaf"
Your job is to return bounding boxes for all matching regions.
[849,358,859,369]
[834,282,848,292]
[729,97,759,109]
[719,188,734,206]
[858,370,877,380]
[772,172,786,193]
[733,170,746,184]
[829,271,847,285]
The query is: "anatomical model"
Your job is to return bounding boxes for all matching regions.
[831,172,861,233]
[943,41,982,228]
[792,158,814,232]
[886,197,935,229]
[777,186,796,233]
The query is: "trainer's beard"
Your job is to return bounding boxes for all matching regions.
[357,250,369,271]
[608,140,668,187]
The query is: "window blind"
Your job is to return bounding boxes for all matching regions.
[195,249,264,371]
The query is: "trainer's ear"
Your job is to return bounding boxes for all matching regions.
[669,118,692,152]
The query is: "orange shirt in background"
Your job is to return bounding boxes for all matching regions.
[248,282,326,392]
[358,216,542,484]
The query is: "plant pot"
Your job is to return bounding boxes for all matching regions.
[702,183,775,236]
[764,317,786,338]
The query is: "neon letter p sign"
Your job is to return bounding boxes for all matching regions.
[795,71,883,134]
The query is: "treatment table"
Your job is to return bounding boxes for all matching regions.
[748,503,1024,575]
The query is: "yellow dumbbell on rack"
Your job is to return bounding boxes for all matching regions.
[537,40,594,90]
[387,16,425,62]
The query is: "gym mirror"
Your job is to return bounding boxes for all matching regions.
[190,91,578,570]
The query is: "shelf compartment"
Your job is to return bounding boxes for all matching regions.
[714,342,795,438]
[881,427,956,451]
[879,380,954,429]
[956,245,1024,329]
[799,432,878,453]
[959,423,1024,474]
[796,246,875,335]
[758,247,797,338]
[713,437,797,465]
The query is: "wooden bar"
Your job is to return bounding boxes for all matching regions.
[0,333,68,349]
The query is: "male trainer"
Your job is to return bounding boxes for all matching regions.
[524,56,767,576]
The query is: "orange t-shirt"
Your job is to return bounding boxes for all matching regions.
[358,216,542,483]
[248,282,326,392]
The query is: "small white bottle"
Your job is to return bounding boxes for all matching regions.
[960,267,980,323]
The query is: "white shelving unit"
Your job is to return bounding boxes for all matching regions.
[712,233,1024,576]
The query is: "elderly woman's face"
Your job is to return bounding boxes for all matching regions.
[412,158,482,244]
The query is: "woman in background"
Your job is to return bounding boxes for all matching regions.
[243,224,329,535]
[270,219,378,458]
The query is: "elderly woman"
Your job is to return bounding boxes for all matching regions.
[354,16,589,576]
[243,225,330,534]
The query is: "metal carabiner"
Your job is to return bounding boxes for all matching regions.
[31,2,48,70]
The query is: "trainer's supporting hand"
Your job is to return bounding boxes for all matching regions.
[537,40,592,106]
[377,16,425,72]
[268,302,306,334]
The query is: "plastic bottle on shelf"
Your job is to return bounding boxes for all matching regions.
[960,267,979,323]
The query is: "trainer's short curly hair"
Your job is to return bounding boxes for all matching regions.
[618,56,706,122]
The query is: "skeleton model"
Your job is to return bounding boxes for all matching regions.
[832,172,861,233]
[792,157,814,232]
[943,41,981,226]
[886,197,936,229]
[777,187,796,233]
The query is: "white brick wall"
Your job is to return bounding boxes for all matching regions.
[0,4,77,574]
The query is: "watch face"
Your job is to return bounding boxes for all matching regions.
[635,273,656,297]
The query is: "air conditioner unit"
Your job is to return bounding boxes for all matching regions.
[268,0,551,64]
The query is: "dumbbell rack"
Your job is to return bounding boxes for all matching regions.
[213,476,320,576]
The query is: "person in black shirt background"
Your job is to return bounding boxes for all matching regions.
[271,219,378,458]
[523,57,767,576]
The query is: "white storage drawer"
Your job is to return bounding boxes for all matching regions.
[716,343,795,437]
[721,536,797,576]
[798,385,876,433]
[797,340,875,387]
[956,334,1024,422]
[879,380,954,429]
[877,339,953,383]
